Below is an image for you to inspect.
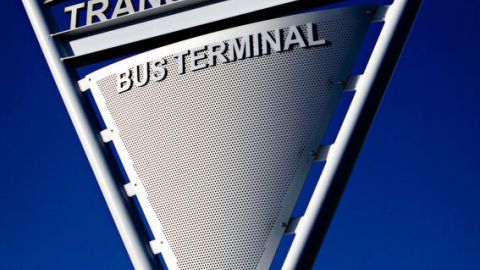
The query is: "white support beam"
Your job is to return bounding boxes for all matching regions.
[22,1,160,269]
[282,0,423,269]
[60,0,304,58]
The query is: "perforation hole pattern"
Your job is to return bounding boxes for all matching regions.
[96,16,367,270]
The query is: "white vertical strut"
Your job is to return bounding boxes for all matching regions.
[282,0,422,269]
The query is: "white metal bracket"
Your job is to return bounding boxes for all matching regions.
[100,129,114,143]
[373,5,390,22]
[285,217,301,235]
[149,240,163,255]
[315,145,332,162]
[149,235,179,269]
[343,75,363,92]
[124,183,137,197]
[78,78,90,93]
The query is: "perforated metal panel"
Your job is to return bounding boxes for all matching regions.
[86,7,372,270]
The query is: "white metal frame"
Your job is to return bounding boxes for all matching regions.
[22,0,422,269]
[82,6,373,269]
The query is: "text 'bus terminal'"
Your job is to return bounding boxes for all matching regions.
[116,23,329,93]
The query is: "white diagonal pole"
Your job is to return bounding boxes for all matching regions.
[22,1,160,269]
[282,0,422,268]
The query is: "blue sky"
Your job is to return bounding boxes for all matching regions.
[1,0,479,269]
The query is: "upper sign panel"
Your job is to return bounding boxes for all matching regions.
[64,0,210,30]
